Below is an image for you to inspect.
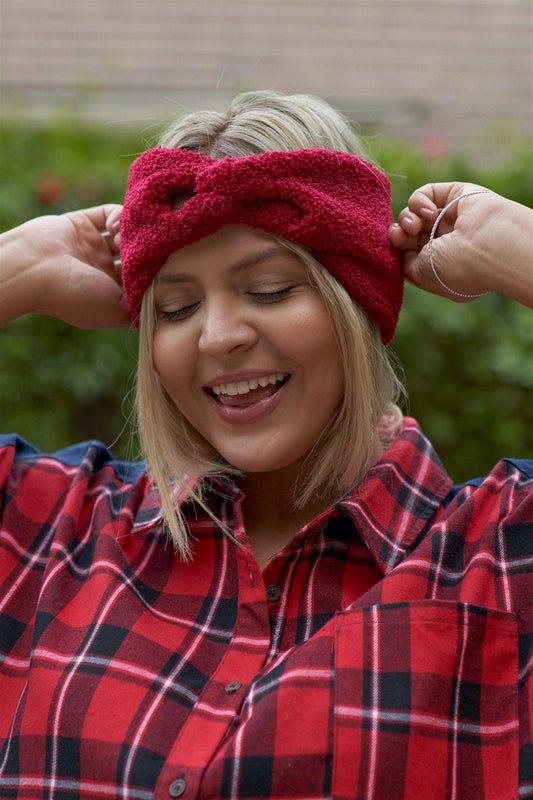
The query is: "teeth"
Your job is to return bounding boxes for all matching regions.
[212,372,287,396]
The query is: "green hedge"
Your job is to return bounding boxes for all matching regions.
[1,118,531,481]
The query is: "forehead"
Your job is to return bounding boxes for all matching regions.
[156,224,296,281]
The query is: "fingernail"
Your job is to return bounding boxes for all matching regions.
[111,220,120,232]
[420,207,434,220]
[401,214,413,232]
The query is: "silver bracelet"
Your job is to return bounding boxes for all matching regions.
[428,190,491,299]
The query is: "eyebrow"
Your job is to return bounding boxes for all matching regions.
[155,245,295,284]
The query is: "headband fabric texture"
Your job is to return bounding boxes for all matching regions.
[120,147,403,342]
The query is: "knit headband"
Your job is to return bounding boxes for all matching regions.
[120,147,403,342]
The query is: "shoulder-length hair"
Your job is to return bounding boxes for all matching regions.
[135,90,404,558]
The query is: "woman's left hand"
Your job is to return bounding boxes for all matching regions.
[389,182,533,308]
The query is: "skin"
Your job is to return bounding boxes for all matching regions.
[2,183,529,330]
[0,205,129,328]
[1,183,530,565]
[151,225,345,561]
[389,182,533,308]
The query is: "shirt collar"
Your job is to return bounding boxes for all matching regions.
[132,418,451,569]
[337,417,452,574]
[132,472,242,534]
[131,479,165,532]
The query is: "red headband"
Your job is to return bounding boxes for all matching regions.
[120,147,402,342]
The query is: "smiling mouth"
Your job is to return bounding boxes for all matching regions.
[208,373,289,408]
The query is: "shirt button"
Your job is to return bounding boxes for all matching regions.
[266,584,281,602]
[169,778,187,797]
[224,680,243,694]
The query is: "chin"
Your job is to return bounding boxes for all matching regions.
[224,452,305,477]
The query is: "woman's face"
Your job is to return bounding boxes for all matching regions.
[152,224,344,476]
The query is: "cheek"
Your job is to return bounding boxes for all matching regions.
[305,316,344,407]
[152,329,191,394]
[290,304,343,376]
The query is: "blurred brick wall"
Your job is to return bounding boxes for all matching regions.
[1,0,531,149]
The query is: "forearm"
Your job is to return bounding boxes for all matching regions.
[0,224,46,325]
[477,197,533,307]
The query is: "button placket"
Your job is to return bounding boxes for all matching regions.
[155,503,271,800]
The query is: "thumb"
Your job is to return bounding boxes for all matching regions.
[67,258,131,328]
[400,235,486,303]
[401,245,433,290]
[400,239,461,300]
[42,255,132,329]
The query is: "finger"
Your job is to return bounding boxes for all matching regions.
[396,208,425,236]
[389,223,430,253]
[105,205,122,234]
[406,183,459,214]
[407,182,489,223]
[68,206,123,268]
[112,259,124,288]
[389,223,408,248]
[395,204,447,238]
[392,207,457,247]
[101,230,121,259]
[102,207,122,256]
[70,204,123,233]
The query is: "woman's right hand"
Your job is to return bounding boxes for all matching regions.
[0,204,131,328]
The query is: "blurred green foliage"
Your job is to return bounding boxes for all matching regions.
[0,117,531,480]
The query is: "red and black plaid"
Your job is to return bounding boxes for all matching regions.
[0,418,532,799]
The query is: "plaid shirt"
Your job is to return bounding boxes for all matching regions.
[0,418,531,800]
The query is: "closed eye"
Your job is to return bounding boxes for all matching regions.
[159,302,200,322]
[249,287,294,303]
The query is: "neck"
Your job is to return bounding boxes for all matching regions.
[238,467,331,568]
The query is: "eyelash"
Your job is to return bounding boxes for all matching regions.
[159,287,294,322]
[160,303,199,322]
[249,287,293,302]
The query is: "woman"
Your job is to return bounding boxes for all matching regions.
[0,91,531,800]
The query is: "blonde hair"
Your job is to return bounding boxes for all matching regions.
[158,90,367,157]
[136,90,404,558]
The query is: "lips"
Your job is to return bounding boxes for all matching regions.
[206,372,289,409]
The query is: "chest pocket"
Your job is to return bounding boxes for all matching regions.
[333,601,518,800]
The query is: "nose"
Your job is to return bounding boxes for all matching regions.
[198,297,258,358]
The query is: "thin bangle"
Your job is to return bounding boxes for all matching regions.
[428,190,491,299]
